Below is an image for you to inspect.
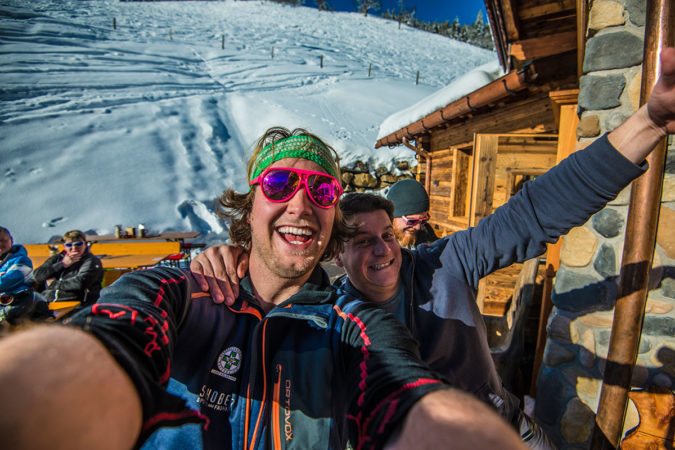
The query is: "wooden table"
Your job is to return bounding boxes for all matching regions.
[27,241,183,270]
[85,231,200,243]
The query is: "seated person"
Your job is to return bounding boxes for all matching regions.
[33,229,103,306]
[385,179,438,248]
[0,226,39,324]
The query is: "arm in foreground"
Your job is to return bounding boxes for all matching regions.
[0,267,202,449]
[387,389,526,450]
[0,326,142,450]
[336,300,526,449]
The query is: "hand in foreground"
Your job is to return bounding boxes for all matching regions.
[190,245,249,305]
[647,47,675,133]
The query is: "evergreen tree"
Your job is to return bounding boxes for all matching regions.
[474,10,484,26]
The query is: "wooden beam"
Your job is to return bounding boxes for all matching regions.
[549,88,580,128]
[501,0,520,41]
[510,31,577,61]
[402,137,429,157]
[519,0,576,20]
[469,134,499,226]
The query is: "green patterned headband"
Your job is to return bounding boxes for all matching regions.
[249,135,340,182]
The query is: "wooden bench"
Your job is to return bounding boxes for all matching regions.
[47,300,81,320]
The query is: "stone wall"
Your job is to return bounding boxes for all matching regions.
[534,1,675,448]
[340,159,415,192]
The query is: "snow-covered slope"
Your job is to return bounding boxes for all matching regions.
[0,0,495,243]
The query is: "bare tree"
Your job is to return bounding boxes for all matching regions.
[354,0,380,17]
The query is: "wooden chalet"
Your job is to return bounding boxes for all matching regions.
[376,0,581,235]
[375,0,584,373]
[376,1,675,448]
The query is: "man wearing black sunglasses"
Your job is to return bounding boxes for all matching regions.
[0,128,525,450]
[33,229,103,306]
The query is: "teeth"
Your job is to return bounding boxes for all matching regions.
[371,261,392,270]
[278,226,313,236]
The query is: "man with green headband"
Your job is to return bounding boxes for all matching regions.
[0,127,525,449]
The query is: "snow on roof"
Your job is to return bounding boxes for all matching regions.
[377,59,504,142]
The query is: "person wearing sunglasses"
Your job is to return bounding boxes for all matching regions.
[33,229,103,306]
[0,226,38,325]
[385,179,437,249]
[0,127,526,450]
[187,47,675,450]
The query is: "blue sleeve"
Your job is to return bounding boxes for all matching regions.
[419,133,646,289]
[0,256,33,294]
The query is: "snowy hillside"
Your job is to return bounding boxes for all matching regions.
[0,0,495,243]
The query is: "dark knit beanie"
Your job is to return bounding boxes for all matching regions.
[386,179,430,217]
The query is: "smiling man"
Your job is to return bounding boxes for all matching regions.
[0,127,525,450]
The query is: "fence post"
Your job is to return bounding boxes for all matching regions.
[368,63,372,77]
[113,17,117,30]
[415,70,420,85]
[320,55,324,68]
[221,35,225,49]
[271,47,275,59]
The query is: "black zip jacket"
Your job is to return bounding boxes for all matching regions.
[66,266,447,449]
[34,250,103,305]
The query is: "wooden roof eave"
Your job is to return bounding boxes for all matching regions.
[375,68,530,149]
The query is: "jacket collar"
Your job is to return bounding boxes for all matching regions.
[238,264,335,311]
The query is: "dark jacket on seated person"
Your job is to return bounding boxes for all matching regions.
[34,250,103,305]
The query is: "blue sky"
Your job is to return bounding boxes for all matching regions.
[306,0,488,25]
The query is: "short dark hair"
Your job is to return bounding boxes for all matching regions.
[217,126,350,261]
[339,193,394,222]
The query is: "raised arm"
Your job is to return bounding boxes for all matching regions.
[608,46,675,163]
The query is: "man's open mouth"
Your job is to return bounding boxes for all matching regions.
[277,226,315,245]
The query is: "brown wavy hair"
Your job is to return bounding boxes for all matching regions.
[217,126,352,261]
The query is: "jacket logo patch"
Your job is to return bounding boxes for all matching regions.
[211,346,242,381]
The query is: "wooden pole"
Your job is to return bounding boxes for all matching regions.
[221,35,225,50]
[415,70,420,85]
[320,55,324,68]
[368,63,372,77]
[591,1,673,448]
[113,17,117,30]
